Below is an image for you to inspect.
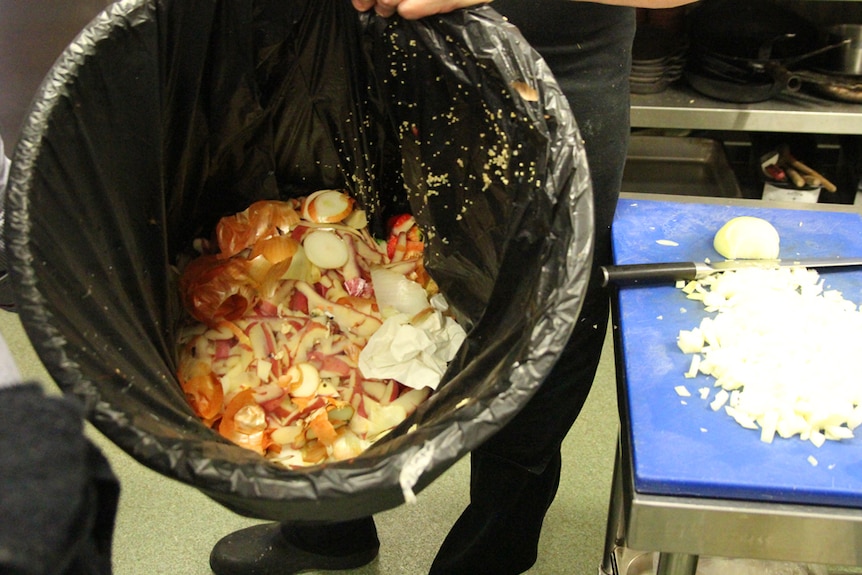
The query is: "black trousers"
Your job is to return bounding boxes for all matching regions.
[434,5,636,570]
[282,4,636,574]
[0,385,119,575]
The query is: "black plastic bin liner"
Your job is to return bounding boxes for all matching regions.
[5,0,593,522]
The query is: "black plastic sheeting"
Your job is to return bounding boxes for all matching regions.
[5,0,592,522]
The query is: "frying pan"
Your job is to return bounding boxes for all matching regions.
[684,40,845,103]
[684,66,780,103]
[684,0,840,103]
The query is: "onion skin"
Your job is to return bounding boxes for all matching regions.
[370,266,429,316]
[180,370,224,422]
[216,200,301,259]
[218,389,269,454]
[250,235,300,264]
[179,255,257,326]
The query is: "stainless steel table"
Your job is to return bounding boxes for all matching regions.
[600,405,862,575]
[600,193,862,575]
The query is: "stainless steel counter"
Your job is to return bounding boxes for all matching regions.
[632,84,862,135]
[602,418,862,575]
[600,193,862,575]
[0,0,110,149]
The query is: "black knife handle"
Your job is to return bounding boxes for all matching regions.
[600,262,700,286]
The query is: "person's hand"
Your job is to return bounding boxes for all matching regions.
[351,0,491,19]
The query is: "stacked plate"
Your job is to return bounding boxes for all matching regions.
[631,25,688,94]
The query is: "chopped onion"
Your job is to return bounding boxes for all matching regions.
[678,266,862,446]
[684,355,701,379]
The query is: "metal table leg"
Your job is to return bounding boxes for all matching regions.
[655,552,698,575]
[599,437,701,575]
[600,440,625,575]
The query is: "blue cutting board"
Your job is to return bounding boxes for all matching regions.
[613,196,862,507]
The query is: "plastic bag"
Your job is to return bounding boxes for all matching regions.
[5,0,592,522]
[0,134,12,310]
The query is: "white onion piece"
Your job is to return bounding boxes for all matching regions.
[301,189,354,223]
[677,266,862,446]
[370,266,429,317]
[675,385,691,397]
[303,230,349,269]
[713,216,780,260]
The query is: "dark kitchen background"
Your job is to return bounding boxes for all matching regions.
[629,0,862,205]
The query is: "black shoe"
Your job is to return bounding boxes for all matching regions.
[210,521,379,575]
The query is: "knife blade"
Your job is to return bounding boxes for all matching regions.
[600,257,862,287]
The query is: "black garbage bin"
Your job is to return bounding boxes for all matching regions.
[5,0,593,522]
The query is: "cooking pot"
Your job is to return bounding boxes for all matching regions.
[823,24,862,76]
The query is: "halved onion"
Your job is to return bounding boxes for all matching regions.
[301,189,354,223]
[713,216,780,260]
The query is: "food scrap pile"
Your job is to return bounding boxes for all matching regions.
[175,190,466,467]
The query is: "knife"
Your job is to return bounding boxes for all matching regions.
[600,257,862,287]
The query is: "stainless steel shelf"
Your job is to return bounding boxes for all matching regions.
[631,84,862,134]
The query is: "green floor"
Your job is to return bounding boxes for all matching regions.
[0,311,619,575]
[5,310,862,575]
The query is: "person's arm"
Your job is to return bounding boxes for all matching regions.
[585,0,697,7]
[352,0,697,19]
[351,0,488,19]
